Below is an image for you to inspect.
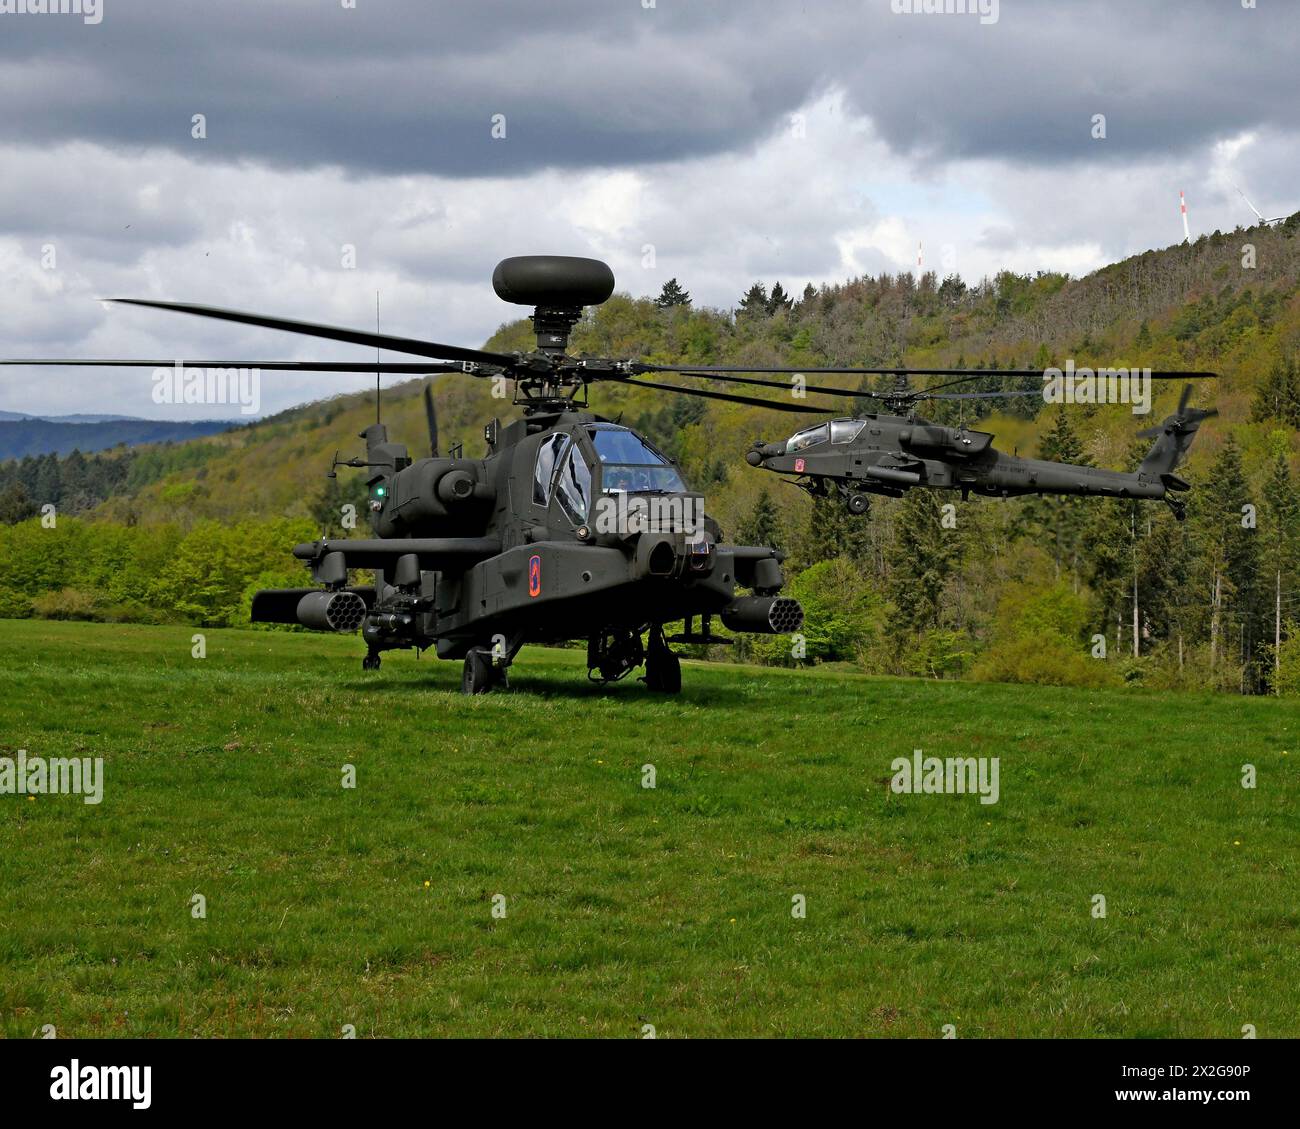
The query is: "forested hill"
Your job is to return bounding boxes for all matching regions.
[0,417,238,461]
[2,216,1298,693]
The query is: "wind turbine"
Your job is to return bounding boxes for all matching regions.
[1232,182,1285,226]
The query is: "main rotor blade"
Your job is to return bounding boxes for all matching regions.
[641,363,1219,380]
[641,363,993,376]
[894,369,1216,398]
[0,358,466,374]
[670,369,877,398]
[643,364,1217,401]
[639,363,913,375]
[922,389,1047,401]
[106,299,518,367]
[668,367,1036,400]
[621,378,827,414]
[640,372,1056,408]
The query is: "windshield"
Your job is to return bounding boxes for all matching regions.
[554,444,592,524]
[787,424,829,453]
[588,426,687,493]
[533,433,570,505]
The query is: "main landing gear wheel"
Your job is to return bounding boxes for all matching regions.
[361,651,381,671]
[643,627,682,694]
[847,493,870,515]
[462,646,507,694]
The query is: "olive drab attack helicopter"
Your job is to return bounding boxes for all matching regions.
[743,371,1218,522]
[3,256,826,694]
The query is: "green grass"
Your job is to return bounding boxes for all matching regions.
[1,619,1297,1038]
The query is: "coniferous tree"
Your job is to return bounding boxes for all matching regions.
[937,274,967,307]
[32,454,61,509]
[1261,438,1300,687]
[737,282,768,318]
[1085,496,1138,655]
[1024,410,1092,586]
[737,487,781,550]
[1135,505,1194,656]
[0,481,37,525]
[59,449,91,511]
[1077,441,1146,655]
[766,282,793,315]
[1192,436,1262,687]
[798,491,874,566]
[887,487,962,637]
[655,278,691,309]
[1251,355,1300,428]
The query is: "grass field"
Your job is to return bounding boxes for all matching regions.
[1,618,1297,1038]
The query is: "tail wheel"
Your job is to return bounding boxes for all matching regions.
[847,493,870,515]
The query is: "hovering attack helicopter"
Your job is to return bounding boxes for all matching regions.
[744,372,1217,521]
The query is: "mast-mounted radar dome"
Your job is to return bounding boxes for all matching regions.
[492,256,615,308]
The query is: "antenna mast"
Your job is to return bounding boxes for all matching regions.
[375,290,381,424]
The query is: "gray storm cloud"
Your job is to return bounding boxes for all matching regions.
[0,0,1295,176]
[0,1,1296,417]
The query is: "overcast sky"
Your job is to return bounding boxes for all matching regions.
[1,0,1296,419]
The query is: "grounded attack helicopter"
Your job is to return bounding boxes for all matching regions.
[5,255,829,694]
[745,372,1217,521]
[4,255,1217,691]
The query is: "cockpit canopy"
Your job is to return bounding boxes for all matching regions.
[588,423,686,494]
[786,424,827,452]
[787,418,865,452]
[532,423,688,527]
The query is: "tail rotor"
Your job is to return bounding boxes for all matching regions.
[1137,384,1217,515]
[1137,383,1217,440]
